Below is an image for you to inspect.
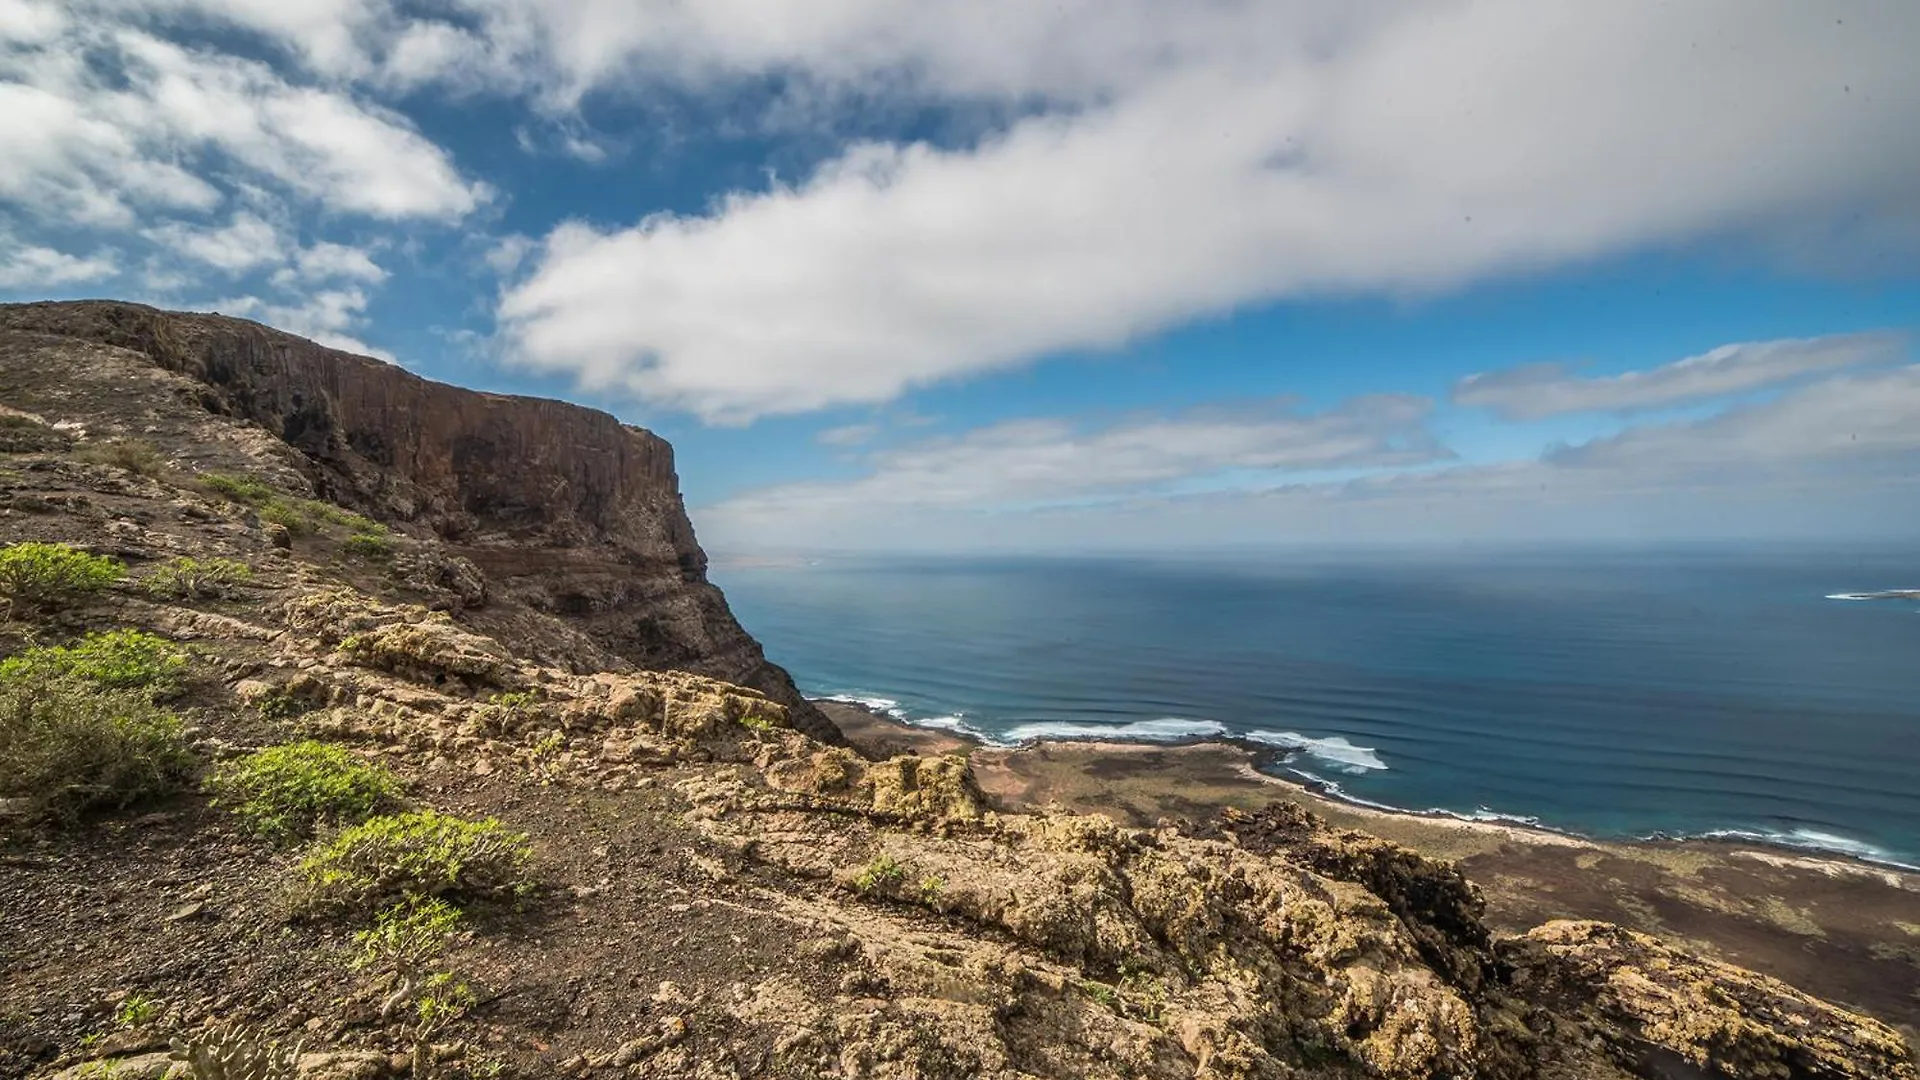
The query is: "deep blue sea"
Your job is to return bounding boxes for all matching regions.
[712,547,1920,867]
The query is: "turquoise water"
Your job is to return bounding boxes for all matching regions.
[713,548,1920,866]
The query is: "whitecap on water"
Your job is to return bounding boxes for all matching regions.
[819,693,908,718]
[1686,827,1919,871]
[1242,731,1388,774]
[998,717,1228,744]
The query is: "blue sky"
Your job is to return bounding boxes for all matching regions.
[3,1,1918,550]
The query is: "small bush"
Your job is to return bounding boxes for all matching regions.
[339,533,393,561]
[199,473,281,504]
[115,992,162,1028]
[313,504,387,536]
[76,439,165,476]
[295,809,534,916]
[0,542,123,616]
[0,672,192,822]
[253,500,317,536]
[0,629,188,697]
[209,741,400,841]
[852,854,908,895]
[144,557,253,599]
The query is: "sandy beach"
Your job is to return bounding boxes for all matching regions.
[822,699,1920,1035]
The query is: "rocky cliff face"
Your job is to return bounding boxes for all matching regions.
[0,299,841,744]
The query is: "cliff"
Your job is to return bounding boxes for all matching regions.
[0,302,1912,1080]
[0,300,841,746]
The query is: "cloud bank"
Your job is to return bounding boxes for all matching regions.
[494,2,1920,421]
[701,340,1920,551]
[1454,332,1908,420]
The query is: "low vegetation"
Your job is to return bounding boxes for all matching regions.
[0,668,192,822]
[0,541,123,616]
[295,809,534,916]
[340,532,394,561]
[208,741,400,841]
[200,471,389,539]
[852,853,909,895]
[0,629,189,697]
[354,896,478,1077]
[74,438,165,476]
[144,556,253,600]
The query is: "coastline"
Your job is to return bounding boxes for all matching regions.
[820,697,1920,1031]
[821,698,1915,877]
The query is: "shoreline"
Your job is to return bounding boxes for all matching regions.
[821,696,1920,1030]
[819,696,1920,883]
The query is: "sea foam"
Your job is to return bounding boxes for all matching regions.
[998,717,1228,745]
[1243,731,1388,774]
[1688,827,1919,870]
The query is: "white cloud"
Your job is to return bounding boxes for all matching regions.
[1454,332,1909,420]
[1552,364,1920,470]
[493,2,1920,422]
[0,21,484,229]
[214,287,390,359]
[816,423,879,448]
[282,241,387,285]
[144,211,283,274]
[0,241,118,288]
[701,367,1920,551]
[717,395,1445,519]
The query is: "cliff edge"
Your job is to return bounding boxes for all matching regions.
[0,300,841,746]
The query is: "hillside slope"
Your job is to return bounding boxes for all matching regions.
[0,300,840,746]
[0,307,1912,1080]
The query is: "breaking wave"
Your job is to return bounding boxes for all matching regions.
[1242,731,1388,774]
[998,717,1228,745]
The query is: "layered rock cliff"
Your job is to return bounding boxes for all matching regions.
[0,300,841,745]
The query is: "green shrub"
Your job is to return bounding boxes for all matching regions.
[852,853,908,895]
[75,439,165,476]
[339,533,393,561]
[253,500,317,536]
[0,542,123,615]
[0,671,191,822]
[295,809,534,916]
[144,557,253,599]
[199,473,281,504]
[115,992,162,1028]
[0,629,188,697]
[313,504,387,536]
[208,741,400,841]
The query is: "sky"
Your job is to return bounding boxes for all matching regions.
[3,0,1918,552]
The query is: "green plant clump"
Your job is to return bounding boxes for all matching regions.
[200,473,386,539]
[144,556,253,600]
[115,991,162,1028]
[0,542,123,616]
[296,809,534,916]
[198,472,282,504]
[852,853,908,895]
[340,532,394,561]
[0,669,191,822]
[0,629,188,697]
[209,741,400,841]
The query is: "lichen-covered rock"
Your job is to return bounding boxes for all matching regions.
[1504,920,1918,1080]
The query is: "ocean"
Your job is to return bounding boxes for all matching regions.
[712,547,1920,867]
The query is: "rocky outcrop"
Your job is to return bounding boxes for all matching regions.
[1504,920,1917,1080]
[0,300,841,744]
